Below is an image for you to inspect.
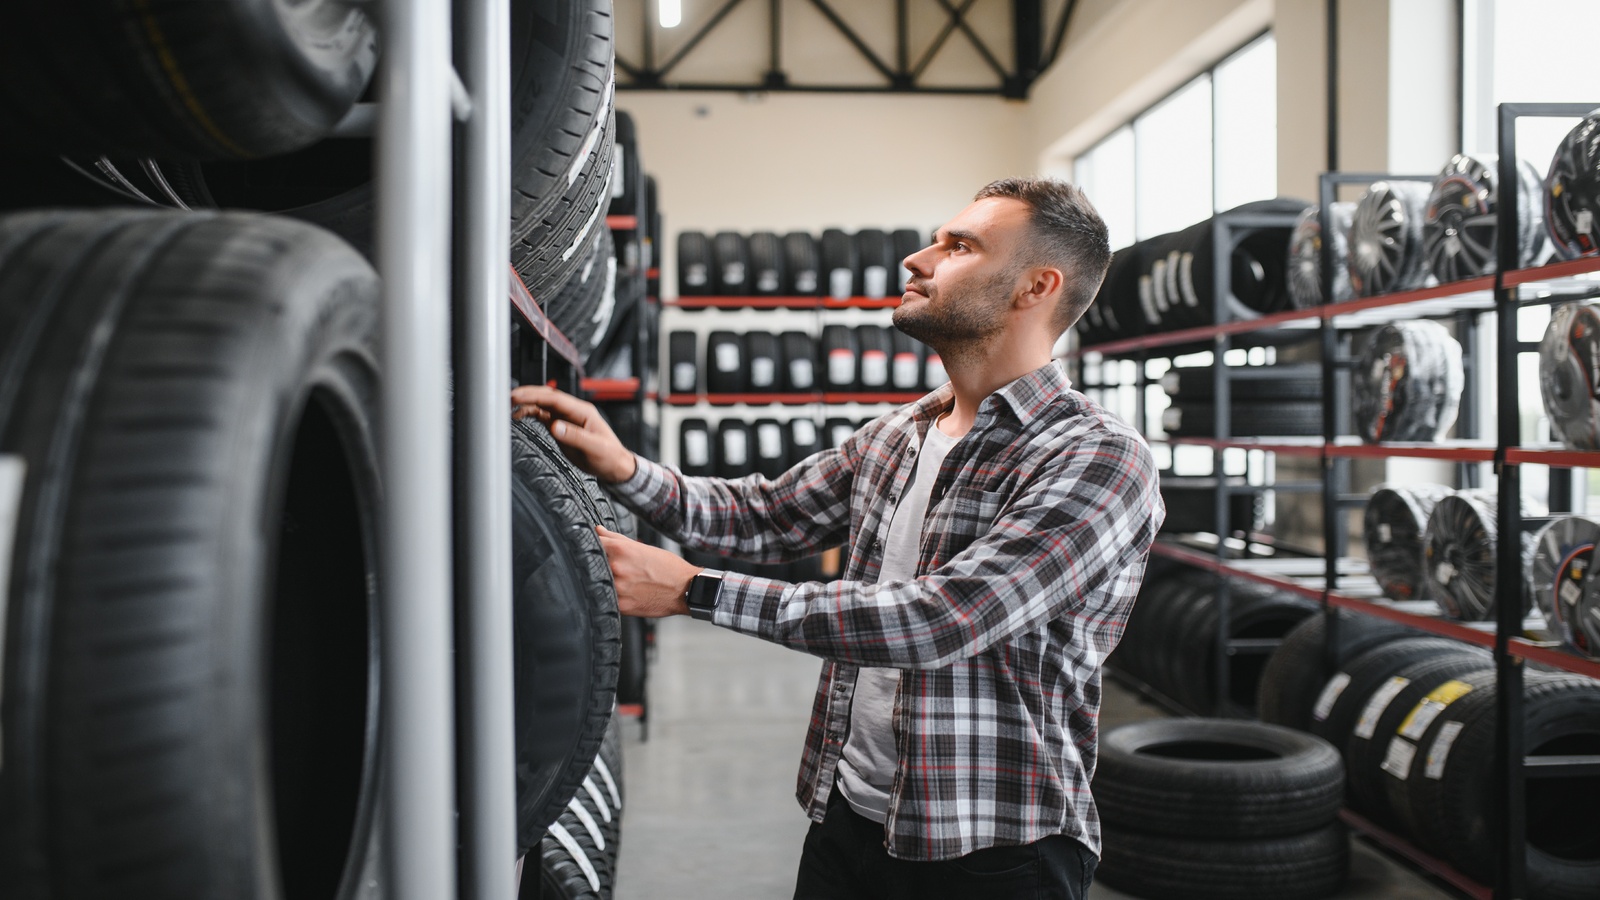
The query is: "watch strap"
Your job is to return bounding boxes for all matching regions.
[686,568,725,621]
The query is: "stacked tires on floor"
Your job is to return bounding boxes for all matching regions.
[0,2,629,899]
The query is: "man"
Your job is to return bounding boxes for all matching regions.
[512,178,1163,899]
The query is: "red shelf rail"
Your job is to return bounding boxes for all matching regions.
[581,378,641,401]
[1338,809,1493,900]
[666,295,902,310]
[1162,436,1501,463]
[1501,254,1600,287]
[606,215,638,230]
[663,391,926,406]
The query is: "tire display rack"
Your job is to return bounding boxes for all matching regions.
[1075,103,1600,900]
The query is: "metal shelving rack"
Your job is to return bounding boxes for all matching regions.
[1077,102,1600,900]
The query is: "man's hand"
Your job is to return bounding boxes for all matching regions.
[511,385,637,483]
[596,526,699,618]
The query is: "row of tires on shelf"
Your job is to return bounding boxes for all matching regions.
[1076,108,1600,347]
[677,416,866,481]
[1366,482,1600,659]
[676,227,925,299]
[666,326,948,396]
[1111,563,1600,899]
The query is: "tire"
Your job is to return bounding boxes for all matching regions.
[1308,637,1470,750]
[1363,483,1456,601]
[1098,824,1348,900]
[1159,363,1324,401]
[751,418,788,479]
[1546,111,1600,260]
[1257,610,1420,732]
[747,231,785,296]
[786,417,822,468]
[889,330,925,391]
[820,228,858,299]
[617,616,648,706]
[712,231,750,296]
[677,231,713,296]
[854,228,894,298]
[1349,181,1431,296]
[1096,719,1344,839]
[1540,301,1600,453]
[607,110,640,217]
[666,331,697,396]
[743,331,781,392]
[545,227,619,361]
[1157,477,1262,535]
[782,231,820,295]
[1173,582,1319,715]
[0,210,384,898]
[780,331,817,391]
[1351,320,1465,444]
[529,718,625,900]
[678,418,713,477]
[824,417,856,449]
[856,326,892,390]
[716,419,754,479]
[0,1,378,159]
[509,419,621,848]
[1287,202,1355,307]
[1161,401,1324,438]
[146,0,613,270]
[1341,651,1491,825]
[891,228,924,294]
[820,324,859,391]
[704,331,744,394]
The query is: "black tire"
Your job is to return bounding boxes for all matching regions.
[856,325,892,390]
[1174,582,1319,715]
[712,231,750,296]
[891,228,924,294]
[1287,202,1356,307]
[1258,610,1421,732]
[677,418,714,477]
[509,419,621,848]
[0,1,378,159]
[512,109,617,307]
[0,210,384,898]
[786,417,822,468]
[1349,181,1431,296]
[1341,652,1491,825]
[1364,483,1456,601]
[747,231,785,296]
[546,227,619,360]
[820,324,859,391]
[889,330,925,391]
[1098,824,1348,900]
[1096,719,1344,839]
[854,228,894,298]
[1546,111,1600,260]
[744,331,781,392]
[1159,364,1324,401]
[677,230,713,296]
[1308,637,1471,750]
[617,616,648,706]
[704,331,745,394]
[666,331,698,396]
[1351,320,1465,444]
[780,331,817,391]
[1381,668,1499,846]
[783,231,820,295]
[607,110,640,217]
[824,417,856,449]
[1162,401,1324,438]
[716,419,754,479]
[820,228,858,299]
[1157,476,1262,535]
[751,418,788,480]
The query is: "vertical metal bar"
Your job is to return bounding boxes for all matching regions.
[377,0,458,896]
[769,0,782,79]
[1213,218,1233,713]
[895,0,908,77]
[1325,0,1339,172]
[1318,173,1342,669]
[456,0,516,894]
[1492,101,1527,900]
[643,0,656,74]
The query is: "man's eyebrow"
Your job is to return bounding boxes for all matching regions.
[942,228,984,249]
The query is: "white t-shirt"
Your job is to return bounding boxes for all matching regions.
[835,421,960,823]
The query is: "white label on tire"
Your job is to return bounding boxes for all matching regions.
[715,343,741,372]
[862,266,888,298]
[684,431,710,467]
[790,359,814,389]
[1312,672,1352,722]
[828,350,855,385]
[860,351,888,387]
[1424,720,1466,779]
[926,356,947,387]
[722,262,746,289]
[611,146,626,198]
[893,354,920,389]
[672,362,697,393]
[828,268,853,299]
[1381,736,1417,780]
[1398,680,1474,740]
[749,358,776,388]
[1435,561,1455,585]
[830,423,854,447]
[685,263,709,287]
[1378,523,1392,543]
[795,270,818,294]
[723,430,748,466]
[1354,676,1411,739]
[0,455,24,764]
[1162,408,1182,431]
[758,423,783,459]
[757,269,780,292]
[546,822,601,893]
[792,419,817,446]
[1178,251,1200,306]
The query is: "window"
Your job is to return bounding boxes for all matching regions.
[1462,0,1594,160]
[1073,32,1277,250]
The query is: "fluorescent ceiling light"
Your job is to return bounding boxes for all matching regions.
[659,0,682,28]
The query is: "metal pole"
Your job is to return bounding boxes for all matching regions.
[377,0,458,896]
[456,0,517,895]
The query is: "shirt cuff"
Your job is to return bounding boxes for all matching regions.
[711,571,790,640]
[605,453,675,511]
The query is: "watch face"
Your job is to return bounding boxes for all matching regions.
[689,570,723,615]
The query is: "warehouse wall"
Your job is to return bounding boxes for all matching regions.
[619,91,1029,297]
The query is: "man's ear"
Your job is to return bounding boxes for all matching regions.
[1014,266,1065,312]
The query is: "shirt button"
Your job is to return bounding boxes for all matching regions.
[887,493,898,504]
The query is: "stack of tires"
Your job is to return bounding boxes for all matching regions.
[1158,362,1323,438]
[1109,564,1318,716]
[677,227,928,300]
[666,326,944,396]
[1259,614,1600,898]
[1095,719,1349,899]
[0,3,629,899]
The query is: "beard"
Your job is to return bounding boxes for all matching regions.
[892,266,1014,353]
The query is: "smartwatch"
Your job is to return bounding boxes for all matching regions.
[685,568,725,621]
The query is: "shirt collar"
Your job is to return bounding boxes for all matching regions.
[907,359,1073,430]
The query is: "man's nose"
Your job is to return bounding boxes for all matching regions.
[903,243,936,279]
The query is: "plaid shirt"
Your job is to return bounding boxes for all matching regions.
[609,360,1163,860]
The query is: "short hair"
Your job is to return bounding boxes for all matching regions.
[974,177,1111,333]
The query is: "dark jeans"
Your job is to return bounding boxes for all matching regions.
[793,787,1096,900]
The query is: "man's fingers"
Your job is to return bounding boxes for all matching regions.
[510,385,593,423]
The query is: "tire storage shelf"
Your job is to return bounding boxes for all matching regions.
[1076,103,1600,900]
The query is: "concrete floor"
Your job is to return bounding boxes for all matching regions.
[615,616,1459,900]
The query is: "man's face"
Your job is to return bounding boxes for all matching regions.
[893,197,1030,349]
